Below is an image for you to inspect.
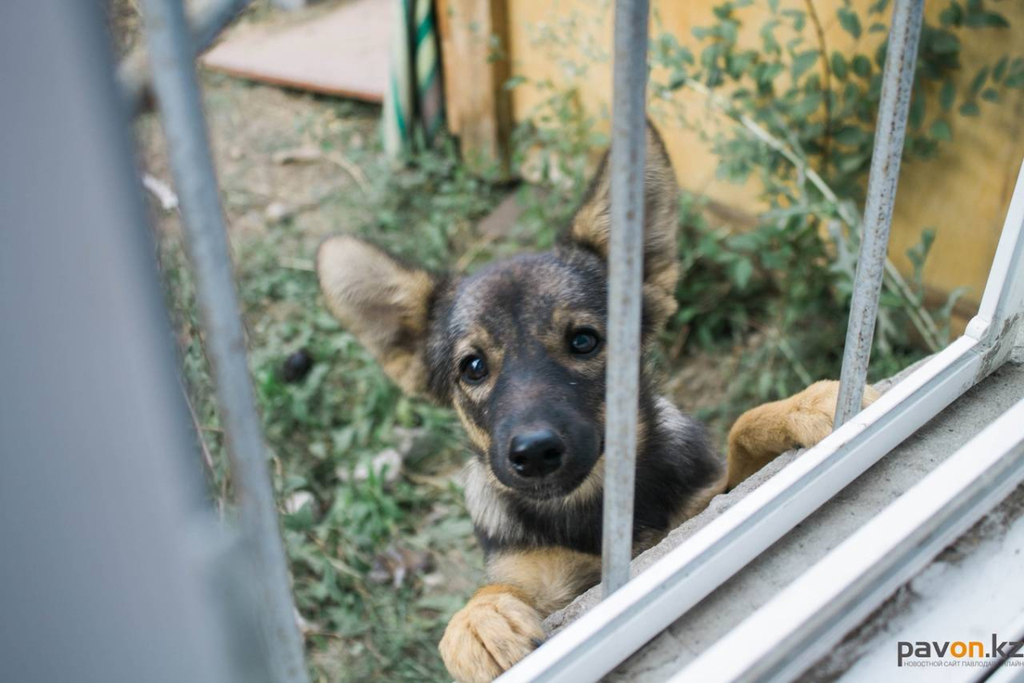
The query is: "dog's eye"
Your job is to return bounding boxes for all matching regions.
[460,354,489,383]
[569,328,601,356]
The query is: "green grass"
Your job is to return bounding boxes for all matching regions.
[158,132,505,681]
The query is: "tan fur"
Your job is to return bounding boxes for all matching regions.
[439,583,545,683]
[316,236,436,394]
[454,402,492,454]
[724,380,881,490]
[568,124,681,328]
[439,548,601,683]
[486,547,602,616]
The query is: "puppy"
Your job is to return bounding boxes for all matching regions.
[317,122,876,682]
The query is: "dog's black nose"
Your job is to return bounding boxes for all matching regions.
[509,429,565,478]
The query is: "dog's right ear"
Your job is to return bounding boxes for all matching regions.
[317,236,440,396]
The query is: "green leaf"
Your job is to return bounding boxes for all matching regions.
[753,61,785,88]
[712,2,734,20]
[837,7,862,39]
[831,52,849,80]
[731,259,754,290]
[852,55,872,78]
[503,75,527,91]
[993,56,1009,82]
[929,119,952,142]
[791,50,820,81]
[868,0,889,14]
[868,22,887,33]
[908,93,926,130]
[906,228,936,285]
[970,66,989,95]
[929,30,960,55]
[760,20,781,54]
[959,101,981,116]
[964,12,1009,28]
[1007,58,1024,88]
[791,92,824,119]
[283,502,316,531]
[782,8,806,31]
[939,1,963,27]
[835,125,869,146]
[981,88,999,102]
[940,79,956,111]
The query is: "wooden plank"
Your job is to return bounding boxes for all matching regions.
[201,0,390,103]
[436,0,512,176]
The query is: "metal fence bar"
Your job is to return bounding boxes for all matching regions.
[834,0,924,429]
[602,0,651,598]
[120,0,251,113]
[138,2,310,682]
[673,395,1024,683]
[1,3,270,681]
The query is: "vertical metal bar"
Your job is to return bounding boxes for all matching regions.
[834,0,924,429]
[119,0,252,113]
[0,3,269,681]
[602,0,651,598]
[189,0,254,54]
[138,2,310,682]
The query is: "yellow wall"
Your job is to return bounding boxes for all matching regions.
[506,0,1024,319]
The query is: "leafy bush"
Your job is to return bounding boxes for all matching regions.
[512,0,1022,424]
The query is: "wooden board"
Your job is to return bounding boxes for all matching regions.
[436,0,512,176]
[202,0,390,102]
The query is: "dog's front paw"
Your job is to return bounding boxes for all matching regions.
[786,380,880,448]
[439,585,545,683]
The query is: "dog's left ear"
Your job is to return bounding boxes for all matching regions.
[566,121,680,326]
[317,236,441,396]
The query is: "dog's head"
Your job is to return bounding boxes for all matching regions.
[317,124,679,501]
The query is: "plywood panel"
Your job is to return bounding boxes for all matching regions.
[202,0,390,102]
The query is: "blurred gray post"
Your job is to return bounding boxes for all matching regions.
[602,0,650,598]
[138,1,310,682]
[118,0,252,113]
[0,3,270,683]
[834,0,924,429]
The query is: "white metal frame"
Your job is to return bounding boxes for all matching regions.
[498,159,1024,682]
[673,395,1024,683]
